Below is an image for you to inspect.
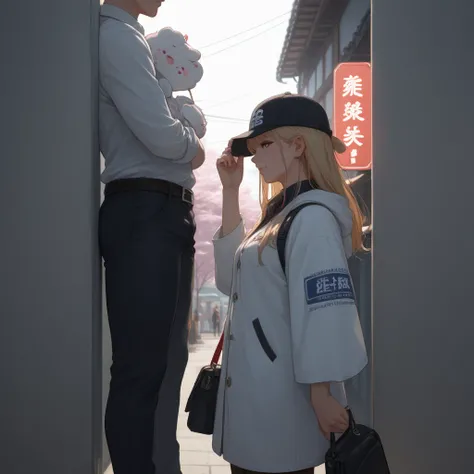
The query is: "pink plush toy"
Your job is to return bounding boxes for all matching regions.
[146,27,207,138]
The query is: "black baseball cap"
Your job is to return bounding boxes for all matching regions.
[230,93,333,157]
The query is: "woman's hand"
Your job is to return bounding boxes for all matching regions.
[311,387,349,440]
[216,141,244,191]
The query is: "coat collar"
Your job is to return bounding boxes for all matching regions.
[259,180,318,230]
[281,180,317,207]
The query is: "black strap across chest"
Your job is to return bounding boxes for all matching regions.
[276,202,336,276]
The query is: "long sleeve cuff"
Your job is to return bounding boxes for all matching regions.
[213,220,245,296]
[173,126,199,165]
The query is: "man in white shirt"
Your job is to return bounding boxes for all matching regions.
[99,1,205,474]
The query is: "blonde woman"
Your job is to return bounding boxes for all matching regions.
[211,93,368,474]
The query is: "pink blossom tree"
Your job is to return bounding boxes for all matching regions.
[192,150,260,307]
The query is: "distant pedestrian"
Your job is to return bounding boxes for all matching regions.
[212,306,221,336]
[189,310,198,345]
[194,309,201,339]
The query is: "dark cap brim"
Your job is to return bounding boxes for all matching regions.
[230,129,263,157]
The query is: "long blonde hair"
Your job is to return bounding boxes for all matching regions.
[245,126,365,264]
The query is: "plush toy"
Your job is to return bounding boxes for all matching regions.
[146,27,207,139]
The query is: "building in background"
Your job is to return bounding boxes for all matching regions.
[277,0,370,118]
[276,0,371,221]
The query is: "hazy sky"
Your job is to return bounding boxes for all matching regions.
[139,0,297,197]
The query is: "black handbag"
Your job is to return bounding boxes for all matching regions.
[325,409,391,474]
[184,332,224,435]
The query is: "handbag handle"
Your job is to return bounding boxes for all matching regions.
[330,408,356,451]
[210,332,224,366]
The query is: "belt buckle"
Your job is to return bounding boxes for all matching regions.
[182,187,193,205]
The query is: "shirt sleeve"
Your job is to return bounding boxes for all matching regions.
[286,206,368,384]
[99,22,199,163]
[212,220,245,296]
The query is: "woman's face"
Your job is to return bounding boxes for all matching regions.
[249,132,304,184]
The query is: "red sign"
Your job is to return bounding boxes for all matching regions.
[333,62,372,170]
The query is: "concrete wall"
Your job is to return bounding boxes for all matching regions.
[372,0,474,472]
[0,0,102,473]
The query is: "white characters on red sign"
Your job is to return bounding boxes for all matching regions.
[342,75,363,98]
[340,74,365,162]
[343,101,365,122]
[335,66,371,169]
[343,126,364,147]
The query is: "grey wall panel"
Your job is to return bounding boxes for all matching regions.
[372,0,474,472]
[0,0,101,473]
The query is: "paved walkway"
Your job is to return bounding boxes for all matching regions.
[106,333,324,474]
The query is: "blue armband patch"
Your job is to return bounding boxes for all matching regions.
[304,269,355,306]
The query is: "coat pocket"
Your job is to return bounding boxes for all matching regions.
[252,318,277,362]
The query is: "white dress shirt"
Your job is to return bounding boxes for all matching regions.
[99,5,199,188]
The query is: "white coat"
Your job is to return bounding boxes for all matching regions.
[211,189,368,473]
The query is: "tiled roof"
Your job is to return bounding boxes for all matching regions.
[276,0,350,81]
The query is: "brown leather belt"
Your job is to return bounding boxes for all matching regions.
[104,178,194,205]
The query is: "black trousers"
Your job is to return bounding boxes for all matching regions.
[152,288,190,474]
[99,189,195,474]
